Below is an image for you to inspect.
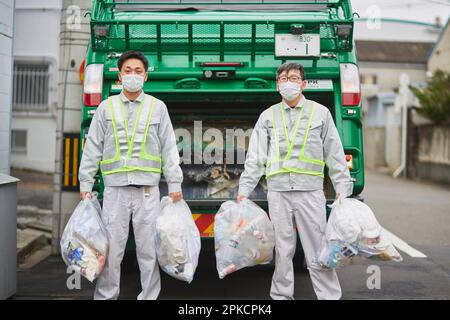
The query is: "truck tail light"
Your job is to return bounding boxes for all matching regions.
[345,154,354,170]
[83,64,103,106]
[340,63,361,106]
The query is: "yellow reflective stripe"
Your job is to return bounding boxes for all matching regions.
[102,166,162,176]
[266,159,281,168]
[100,96,162,175]
[100,97,121,165]
[280,105,290,146]
[284,102,305,160]
[119,97,146,151]
[100,158,116,165]
[119,99,130,148]
[267,101,326,179]
[141,154,162,162]
[266,168,324,178]
[299,102,317,159]
[126,98,145,158]
[140,97,162,162]
[299,156,325,166]
[271,105,281,161]
[297,102,324,165]
[280,101,306,146]
[285,167,324,177]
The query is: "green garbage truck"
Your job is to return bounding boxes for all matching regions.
[80,0,364,242]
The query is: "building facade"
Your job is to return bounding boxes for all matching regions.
[355,18,442,173]
[0,0,15,175]
[10,0,62,173]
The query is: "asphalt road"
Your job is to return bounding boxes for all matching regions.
[14,169,450,300]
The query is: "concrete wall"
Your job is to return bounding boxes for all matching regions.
[360,63,428,173]
[412,125,450,185]
[363,93,402,172]
[363,127,386,169]
[384,105,402,173]
[10,0,62,173]
[52,0,91,253]
[0,0,14,175]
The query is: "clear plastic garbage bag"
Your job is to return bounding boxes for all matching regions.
[60,195,109,282]
[214,199,275,279]
[316,239,358,269]
[316,198,402,269]
[357,229,403,262]
[155,197,201,283]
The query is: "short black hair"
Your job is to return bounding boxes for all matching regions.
[117,50,149,71]
[276,62,305,80]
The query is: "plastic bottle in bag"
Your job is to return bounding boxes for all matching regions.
[317,198,402,269]
[317,240,358,269]
[60,195,109,282]
[214,199,275,279]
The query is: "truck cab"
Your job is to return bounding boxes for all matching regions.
[81,0,364,240]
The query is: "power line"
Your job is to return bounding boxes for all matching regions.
[366,0,450,9]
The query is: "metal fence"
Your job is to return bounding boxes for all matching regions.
[13,63,50,112]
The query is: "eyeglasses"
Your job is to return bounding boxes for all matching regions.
[277,75,302,83]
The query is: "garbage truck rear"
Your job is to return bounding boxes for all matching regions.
[81,0,364,241]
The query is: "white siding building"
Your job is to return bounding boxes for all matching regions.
[10,0,62,173]
[428,18,450,74]
[0,0,14,175]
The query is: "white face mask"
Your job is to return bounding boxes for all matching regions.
[279,81,302,101]
[121,74,145,93]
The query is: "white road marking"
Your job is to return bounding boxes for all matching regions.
[383,228,427,258]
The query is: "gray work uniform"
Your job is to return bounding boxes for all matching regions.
[78,91,183,300]
[239,95,353,300]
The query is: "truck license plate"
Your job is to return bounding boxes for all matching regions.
[275,34,320,57]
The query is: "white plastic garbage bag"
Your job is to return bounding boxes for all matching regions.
[155,197,201,283]
[317,198,402,269]
[60,195,109,282]
[326,197,382,244]
[214,199,275,279]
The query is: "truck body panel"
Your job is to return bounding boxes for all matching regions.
[81,0,364,239]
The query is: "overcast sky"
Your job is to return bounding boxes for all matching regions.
[351,0,450,26]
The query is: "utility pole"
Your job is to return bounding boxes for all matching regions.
[52,0,91,254]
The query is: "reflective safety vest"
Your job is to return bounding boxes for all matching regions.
[99,95,162,176]
[266,101,325,179]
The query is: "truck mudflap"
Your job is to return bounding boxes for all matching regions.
[192,213,215,238]
[186,199,269,239]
